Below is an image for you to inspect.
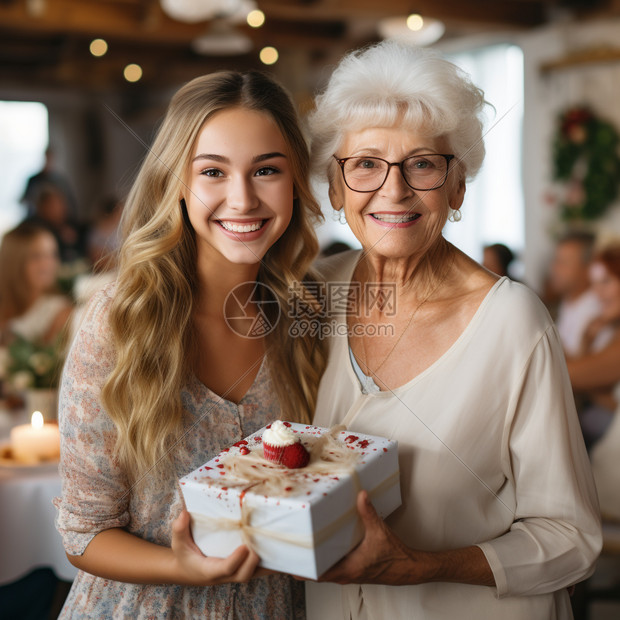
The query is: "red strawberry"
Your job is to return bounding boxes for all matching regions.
[281,442,310,469]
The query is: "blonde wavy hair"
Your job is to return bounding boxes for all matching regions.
[102,71,327,480]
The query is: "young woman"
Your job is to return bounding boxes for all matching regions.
[0,220,72,344]
[54,71,327,618]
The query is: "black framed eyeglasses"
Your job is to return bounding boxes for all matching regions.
[333,153,455,193]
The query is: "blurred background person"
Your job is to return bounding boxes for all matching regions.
[567,243,620,448]
[25,186,87,263]
[86,195,123,272]
[0,221,73,345]
[70,196,123,339]
[482,242,516,278]
[20,146,78,220]
[549,231,604,357]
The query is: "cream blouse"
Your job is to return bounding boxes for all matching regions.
[307,250,601,620]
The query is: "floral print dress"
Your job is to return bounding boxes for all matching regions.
[53,285,304,619]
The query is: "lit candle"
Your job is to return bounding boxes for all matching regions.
[10,411,61,464]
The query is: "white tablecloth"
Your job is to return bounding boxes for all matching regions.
[0,408,77,585]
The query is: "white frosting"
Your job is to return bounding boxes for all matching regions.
[262,420,297,447]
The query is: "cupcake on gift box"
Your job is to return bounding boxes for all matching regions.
[262,420,297,464]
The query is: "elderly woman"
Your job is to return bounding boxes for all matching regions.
[306,42,601,619]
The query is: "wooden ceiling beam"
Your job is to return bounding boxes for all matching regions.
[0,1,354,54]
[257,0,550,28]
[0,0,554,46]
[0,0,207,44]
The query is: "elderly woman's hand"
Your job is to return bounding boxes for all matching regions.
[318,491,496,588]
[318,491,418,585]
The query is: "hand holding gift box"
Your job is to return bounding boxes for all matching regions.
[179,421,401,580]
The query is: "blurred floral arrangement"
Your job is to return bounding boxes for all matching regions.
[3,334,63,391]
[552,106,620,221]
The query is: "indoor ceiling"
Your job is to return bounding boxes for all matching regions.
[0,0,618,94]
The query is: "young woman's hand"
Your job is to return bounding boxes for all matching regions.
[171,509,261,586]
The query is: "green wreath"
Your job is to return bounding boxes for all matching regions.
[553,106,620,221]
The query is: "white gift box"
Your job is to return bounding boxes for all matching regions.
[179,422,401,579]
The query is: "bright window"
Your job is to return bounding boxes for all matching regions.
[444,44,525,271]
[0,101,49,235]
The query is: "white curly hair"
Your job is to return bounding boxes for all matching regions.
[308,41,489,184]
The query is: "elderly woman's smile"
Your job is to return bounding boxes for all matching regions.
[367,212,420,225]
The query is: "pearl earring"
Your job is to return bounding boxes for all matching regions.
[332,209,346,224]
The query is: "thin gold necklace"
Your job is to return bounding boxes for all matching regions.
[355,253,454,383]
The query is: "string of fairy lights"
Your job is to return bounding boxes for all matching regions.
[88,7,275,84]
